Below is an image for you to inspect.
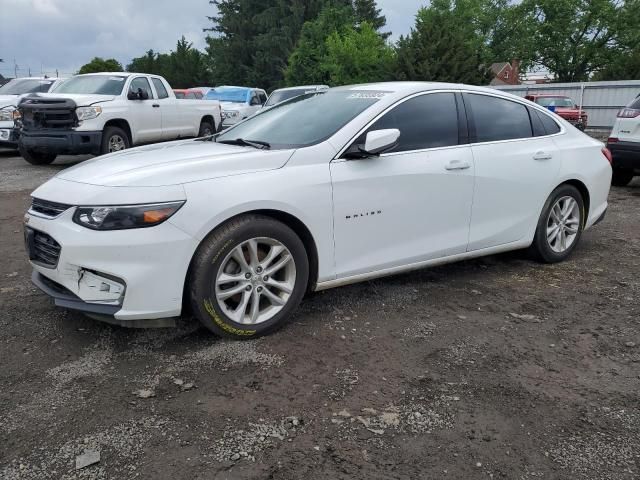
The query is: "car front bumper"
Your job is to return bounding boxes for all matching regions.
[0,126,18,148]
[607,140,640,171]
[25,207,199,325]
[19,129,102,155]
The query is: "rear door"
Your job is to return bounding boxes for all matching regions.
[463,92,561,251]
[330,92,475,278]
[127,76,162,143]
[150,77,186,139]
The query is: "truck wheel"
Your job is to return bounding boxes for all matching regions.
[101,126,130,155]
[611,168,634,187]
[189,214,309,339]
[19,145,57,165]
[198,120,214,137]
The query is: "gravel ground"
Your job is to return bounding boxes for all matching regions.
[0,149,639,479]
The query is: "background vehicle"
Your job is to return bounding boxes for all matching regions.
[25,83,611,339]
[607,94,640,186]
[263,85,328,108]
[15,72,222,165]
[525,94,588,130]
[0,77,65,148]
[205,86,267,128]
[174,89,204,100]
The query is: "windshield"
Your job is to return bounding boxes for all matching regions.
[535,96,575,108]
[264,89,311,107]
[52,75,127,95]
[0,78,56,95]
[217,89,387,149]
[206,87,249,103]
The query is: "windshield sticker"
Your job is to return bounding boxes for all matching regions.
[109,77,125,81]
[347,92,387,99]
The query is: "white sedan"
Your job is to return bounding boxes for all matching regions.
[25,82,612,338]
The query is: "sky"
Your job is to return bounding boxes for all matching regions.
[0,0,426,79]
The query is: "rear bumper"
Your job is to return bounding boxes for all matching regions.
[607,140,640,171]
[19,129,102,155]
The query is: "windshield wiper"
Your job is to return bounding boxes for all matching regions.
[217,138,271,150]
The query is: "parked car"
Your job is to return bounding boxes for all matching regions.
[0,77,65,148]
[174,89,204,100]
[205,86,267,128]
[525,94,588,130]
[25,82,611,338]
[14,72,222,165]
[190,86,215,97]
[263,85,329,108]
[607,94,640,186]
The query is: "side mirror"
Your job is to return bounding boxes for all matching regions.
[127,88,149,100]
[127,90,138,100]
[363,129,400,155]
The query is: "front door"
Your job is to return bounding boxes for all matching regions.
[127,76,162,144]
[330,92,475,279]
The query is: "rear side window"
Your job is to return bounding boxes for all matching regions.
[152,78,169,99]
[467,94,532,142]
[629,95,640,109]
[535,110,561,135]
[364,93,459,152]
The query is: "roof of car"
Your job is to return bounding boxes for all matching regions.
[332,81,507,96]
[272,85,329,92]
[526,94,572,97]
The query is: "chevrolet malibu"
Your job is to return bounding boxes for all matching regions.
[25,82,612,339]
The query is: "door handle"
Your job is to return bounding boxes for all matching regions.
[533,151,552,161]
[152,104,160,108]
[445,160,471,171]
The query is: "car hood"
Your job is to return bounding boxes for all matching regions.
[56,139,295,187]
[0,94,19,109]
[220,101,248,111]
[31,93,117,106]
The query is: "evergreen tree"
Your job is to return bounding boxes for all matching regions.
[352,0,387,35]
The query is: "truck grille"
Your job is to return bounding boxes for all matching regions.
[30,198,72,218]
[18,96,77,131]
[25,228,62,268]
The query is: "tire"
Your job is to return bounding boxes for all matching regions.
[198,120,214,137]
[18,145,57,165]
[529,184,585,263]
[611,168,634,187]
[189,215,309,339]
[100,126,130,155]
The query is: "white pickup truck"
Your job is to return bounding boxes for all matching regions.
[15,72,222,165]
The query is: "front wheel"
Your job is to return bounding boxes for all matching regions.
[198,120,214,137]
[19,145,57,165]
[611,168,634,187]
[101,126,130,155]
[530,184,585,263]
[189,215,309,339]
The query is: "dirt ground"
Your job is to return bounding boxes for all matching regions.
[0,148,639,480]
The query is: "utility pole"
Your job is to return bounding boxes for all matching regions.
[14,58,18,78]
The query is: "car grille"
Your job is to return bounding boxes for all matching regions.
[18,96,77,131]
[30,198,72,218]
[27,228,62,268]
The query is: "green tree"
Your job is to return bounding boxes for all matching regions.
[284,5,355,85]
[321,22,393,85]
[352,0,387,34]
[394,1,492,84]
[519,0,629,82]
[78,57,123,74]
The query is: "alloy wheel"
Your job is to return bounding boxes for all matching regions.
[214,237,296,325]
[108,135,126,152]
[546,196,580,253]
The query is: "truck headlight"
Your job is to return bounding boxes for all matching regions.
[0,108,15,122]
[75,106,102,121]
[72,201,185,230]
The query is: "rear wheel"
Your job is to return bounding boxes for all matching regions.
[19,145,57,165]
[530,184,585,263]
[189,215,309,339]
[101,126,130,155]
[611,168,634,187]
[198,120,214,137]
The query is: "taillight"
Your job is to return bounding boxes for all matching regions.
[617,108,640,118]
[601,147,613,165]
[608,137,619,143]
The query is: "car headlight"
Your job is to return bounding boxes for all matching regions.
[72,201,185,230]
[75,106,102,122]
[0,108,15,122]
[222,110,239,119]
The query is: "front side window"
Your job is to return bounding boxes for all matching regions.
[130,77,153,99]
[216,90,386,149]
[358,93,459,153]
[467,94,532,142]
[152,78,168,99]
[52,75,126,95]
